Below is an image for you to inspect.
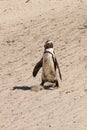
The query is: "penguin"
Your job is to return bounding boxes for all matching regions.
[33,40,62,88]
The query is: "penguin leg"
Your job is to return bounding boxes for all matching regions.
[53,80,59,88]
[40,80,45,86]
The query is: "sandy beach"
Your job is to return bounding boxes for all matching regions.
[0,0,87,130]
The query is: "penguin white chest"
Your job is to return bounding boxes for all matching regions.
[42,53,56,82]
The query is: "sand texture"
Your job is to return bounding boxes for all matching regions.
[0,0,87,130]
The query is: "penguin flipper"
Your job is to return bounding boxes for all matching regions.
[55,58,62,80]
[33,58,43,77]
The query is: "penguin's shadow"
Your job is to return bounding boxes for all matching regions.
[12,85,54,91]
[13,86,32,91]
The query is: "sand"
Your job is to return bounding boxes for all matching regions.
[0,0,87,130]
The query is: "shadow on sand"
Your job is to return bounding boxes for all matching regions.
[13,86,32,91]
[12,85,54,91]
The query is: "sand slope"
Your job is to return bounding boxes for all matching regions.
[0,0,87,130]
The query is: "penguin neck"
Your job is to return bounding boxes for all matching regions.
[45,48,54,54]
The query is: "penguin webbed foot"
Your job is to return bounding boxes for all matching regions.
[40,80,59,89]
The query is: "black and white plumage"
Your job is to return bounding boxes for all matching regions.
[33,40,62,88]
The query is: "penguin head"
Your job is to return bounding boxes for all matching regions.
[44,40,53,50]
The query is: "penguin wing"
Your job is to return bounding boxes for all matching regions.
[33,58,43,77]
[55,57,62,80]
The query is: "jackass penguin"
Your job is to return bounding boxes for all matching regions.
[33,40,62,88]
